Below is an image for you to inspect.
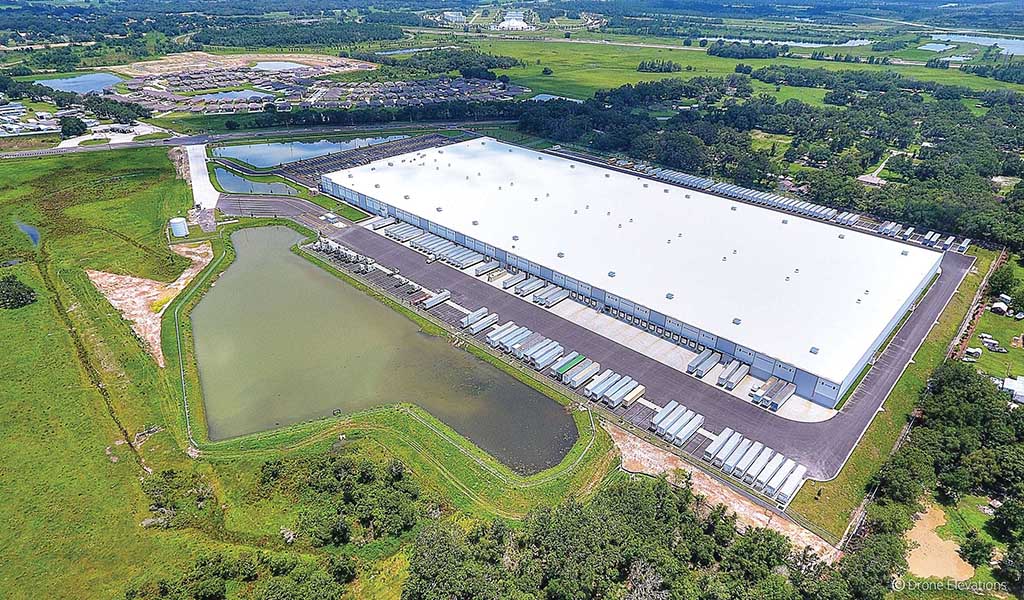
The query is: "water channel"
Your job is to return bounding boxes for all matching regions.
[211,135,407,168]
[190,226,578,473]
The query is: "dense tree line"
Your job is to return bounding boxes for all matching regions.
[353,49,524,77]
[866,362,1024,592]
[222,99,522,131]
[962,63,1024,85]
[192,20,404,47]
[637,59,683,73]
[81,96,151,123]
[0,74,77,106]
[707,40,788,59]
[403,474,907,600]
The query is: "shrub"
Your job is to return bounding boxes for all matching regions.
[0,275,37,309]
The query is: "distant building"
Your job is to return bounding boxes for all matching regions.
[1003,376,1024,403]
[443,11,466,24]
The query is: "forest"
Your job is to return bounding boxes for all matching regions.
[192,21,404,47]
[517,71,1024,250]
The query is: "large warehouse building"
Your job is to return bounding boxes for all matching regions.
[321,137,943,408]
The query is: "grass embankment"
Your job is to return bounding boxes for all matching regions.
[789,247,996,540]
[0,133,60,151]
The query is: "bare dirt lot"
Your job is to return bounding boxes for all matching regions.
[87,241,213,367]
[906,503,975,581]
[108,51,375,77]
[604,422,841,563]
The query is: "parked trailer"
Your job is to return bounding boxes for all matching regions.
[622,384,646,407]
[687,349,714,374]
[764,459,798,497]
[550,352,581,377]
[518,279,546,296]
[743,448,776,485]
[673,413,704,446]
[537,286,564,306]
[568,361,601,389]
[703,428,735,461]
[559,356,589,381]
[514,276,540,294]
[725,364,749,391]
[460,307,490,328]
[769,383,797,412]
[525,339,559,363]
[754,454,787,490]
[649,400,680,431]
[943,235,955,251]
[602,376,633,403]
[717,360,741,386]
[534,348,564,371]
[502,272,526,289]
[750,376,778,402]
[511,333,545,357]
[421,290,451,310]
[409,291,430,304]
[486,269,508,282]
[584,370,616,397]
[663,409,695,441]
[370,217,396,230]
[774,465,808,505]
[760,379,787,408]
[712,432,744,468]
[722,439,753,475]
[732,441,764,480]
[606,380,638,408]
[530,342,562,365]
[545,289,571,308]
[456,254,484,270]
[486,322,517,346]
[656,405,690,436]
[957,238,971,253]
[590,373,622,400]
[502,329,534,353]
[902,226,914,241]
[694,352,722,378]
[466,313,499,335]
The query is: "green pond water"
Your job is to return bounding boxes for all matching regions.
[191,227,577,473]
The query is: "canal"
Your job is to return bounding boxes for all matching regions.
[190,226,578,473]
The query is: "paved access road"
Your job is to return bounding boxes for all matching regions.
[219,194,975,481]
[0,120,516,160]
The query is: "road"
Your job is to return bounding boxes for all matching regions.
[0,119,516,160]
[218,193,975,480]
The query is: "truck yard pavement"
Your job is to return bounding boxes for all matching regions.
[219,194,975,481]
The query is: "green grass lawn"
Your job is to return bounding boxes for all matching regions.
[789,247,996,540]
[933,494,1004,585]
[134,131,172,141]
[0,133,60,151]
[78,137,109,146]
[970,310,1024,379]
[462,38,1024,100]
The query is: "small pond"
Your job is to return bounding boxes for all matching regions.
[196,90,274,101]
[212,135,407,168]
[190,227,578,473]
[15,221,39,246]
[932,34,1024,55]
[918,43,956,52]
[214,168,297,195]
[35,72,123,94]
[252,61,308,71]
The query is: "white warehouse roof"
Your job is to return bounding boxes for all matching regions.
[325,137,942,384]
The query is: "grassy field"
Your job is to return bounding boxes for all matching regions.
[970,310,1024,378]
[936,494,1004,584]
[0,133,59,151]
[789,247,996,540]
[460,38,1024,99]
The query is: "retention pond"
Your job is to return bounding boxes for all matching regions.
[191,227,578,473]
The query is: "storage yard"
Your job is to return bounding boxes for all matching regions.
[321,137,947,409]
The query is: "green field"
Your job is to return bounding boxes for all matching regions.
[0,146,620,597]
[970,310,1024,378]
[789,247,996,539]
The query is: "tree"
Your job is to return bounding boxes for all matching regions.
[541,67,553,75]
[0,275,37,309]
[325,555,356,584]
[959,529,994,567]
[994,498,1024,540]
[871,446,936,505]
[990,263,1018,299]
[224,119,240,130]
[59,116,87,138]
[999,542,1024,589]
[296,505,350,547]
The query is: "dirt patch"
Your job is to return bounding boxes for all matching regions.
[168,147,189,180]
[603,422,840,563]
[109,51,374,77]
[87,242,213,367]
[906,503,974,581]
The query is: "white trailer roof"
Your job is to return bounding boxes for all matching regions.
[326,137,942,384]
